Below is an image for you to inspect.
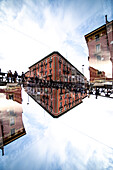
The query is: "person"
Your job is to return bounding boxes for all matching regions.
[95,88,99,99]
[7,70,12,83]
[14,71,18,83]
[21,72,25,86]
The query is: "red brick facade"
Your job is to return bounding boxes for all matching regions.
[25,51,87,117]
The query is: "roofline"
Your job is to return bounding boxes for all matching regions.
[85,19,113,40]
[84,24,106,39]
[29,51,84,77]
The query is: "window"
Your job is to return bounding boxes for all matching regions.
[41,61,43,66]
[59,63,61,69]
[11,128,15,135]
[10,117,15,126]
[96,44,100,52]
[50,69,52,74]
[51,88,52,93]
[60,95,62,100]
[38,64,39,72]
[50,62,52,68]
[60,102,62,107]
[10,110,15,116]
[95,34,99,41]
[60,108,62,112]
[69,77,71,82]
[97,55,101,60]
[45,64,47,69]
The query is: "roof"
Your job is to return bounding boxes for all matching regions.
[29,51,84,77]
[84,19,113,40]
[84,24,106,39]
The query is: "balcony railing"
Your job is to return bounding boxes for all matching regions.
[44,62,47,65]
[59,105,63,109]
[40,70,43,73]
[40,62,43,66]
[50,105,53,109]
[49,58,52,63]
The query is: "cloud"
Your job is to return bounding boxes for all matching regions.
[0,0,112,76]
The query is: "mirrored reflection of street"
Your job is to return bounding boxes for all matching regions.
[0,85,26,156]
[0,86,113,170]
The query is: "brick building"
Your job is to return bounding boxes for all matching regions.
[0,88,26,155]
[25,51,87,117]
[85,16,113,85]
[5,85,22,104]
[89,66,106,83]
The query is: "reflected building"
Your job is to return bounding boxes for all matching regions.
[5,84,22,104]
[0,85,26,156]
[85,15,113,85]
[25,51,87,117]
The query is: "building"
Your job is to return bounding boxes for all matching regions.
[89,66,106,83]
[85,15,113,85]
[25,51,87,118]
[5,85,22,104]
[0,86,26,156]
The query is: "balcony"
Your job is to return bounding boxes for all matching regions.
[46,102,48,106]
[63,62,66,66]
[33,68,36,71]
[66,70,69,74]
[59,105,63,109]
[59,59,62,63]
[50,105,53,109]
[44,62,47,65]
[41,62,43,67]
[48,73,52,77]
[49,58,52,63]
[43,75,47,78]
[40,70,43,73]
[63,68,66,73]
[46,95,49,99]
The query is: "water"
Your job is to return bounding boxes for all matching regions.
[0,86,113,170]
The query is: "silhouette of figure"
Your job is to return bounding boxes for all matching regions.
[95,88,99,99]
[7,70,12,83]
[14,71,18,83]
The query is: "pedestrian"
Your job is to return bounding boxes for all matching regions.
[22,72,25,86]
[14,71,18,83]
[95,88,99,99]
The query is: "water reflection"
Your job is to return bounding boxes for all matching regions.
[0,87,113,169]
[24,84,87,118]
[0,85,26,156]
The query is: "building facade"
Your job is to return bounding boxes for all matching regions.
[85,16,113,85]
[25,51,87,117]
[0,86,26,156]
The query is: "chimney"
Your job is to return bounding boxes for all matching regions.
[105,15,108,23]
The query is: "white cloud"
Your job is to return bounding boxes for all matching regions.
[0,0,112,77]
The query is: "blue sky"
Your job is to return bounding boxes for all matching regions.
[0,0,113,78]
[1,88,113,170]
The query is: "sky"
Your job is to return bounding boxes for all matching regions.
[1,88,113,170]
[0,0,113,78]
